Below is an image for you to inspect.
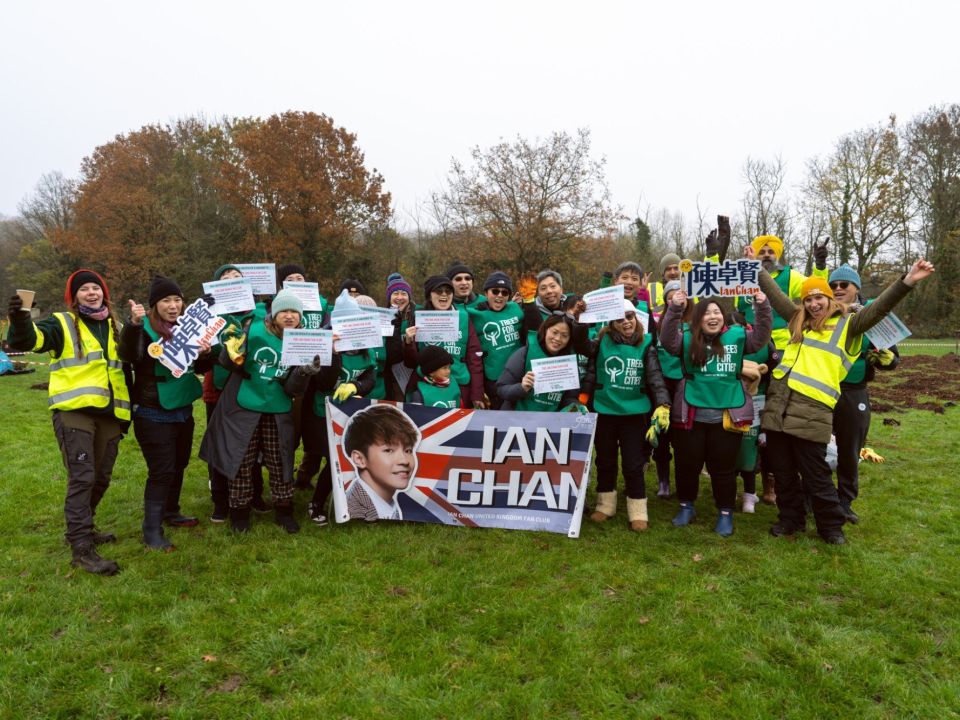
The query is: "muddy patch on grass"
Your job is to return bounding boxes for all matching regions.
[870,353,960,413]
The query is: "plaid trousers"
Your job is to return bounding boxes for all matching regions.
[230,413,294,508]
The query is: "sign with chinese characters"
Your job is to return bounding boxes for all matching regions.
[682,259,761,298]
[147,298,225,377]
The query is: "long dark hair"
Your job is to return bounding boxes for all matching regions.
[688,300,727,367]
[147,303,183,342]
[536,314,574,355]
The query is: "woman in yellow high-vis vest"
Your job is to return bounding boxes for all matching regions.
[6,270,130,576]
[757,256,935,544]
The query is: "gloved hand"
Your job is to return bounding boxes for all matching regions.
[866,348,896,367]
[223,333,247,366]
[562,402,589,414]
[8,293,23,318]
[813,237,830,270]
[300,355,323,375]
[202,293,216,308]
[333,382,358,402]
[717,215,731,261]
[705,229,721,257]
[645,404,671,447]
[860,447,885,463]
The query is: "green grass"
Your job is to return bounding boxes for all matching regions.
[1,359,959,719]
[897,338,957,356]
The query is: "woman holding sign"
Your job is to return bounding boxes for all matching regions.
[497,315,583,412]
[6,270,129,576]
[756,257,935,545]
[573,299,671,531]
[660,290,772,537]
[119,276,215,551]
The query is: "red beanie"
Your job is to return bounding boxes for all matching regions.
[64,269,110,305]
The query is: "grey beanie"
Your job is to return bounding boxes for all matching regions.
[271,289,303,316]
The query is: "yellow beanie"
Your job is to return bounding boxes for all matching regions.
[800,276,833,300]
[751,235,783,260]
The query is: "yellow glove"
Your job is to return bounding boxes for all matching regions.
[874,348,896,367]
[860,447,885,463]
[223,334,247,366]
[333,383,358,402]
[652,404,671,432]
[645,424,659,448]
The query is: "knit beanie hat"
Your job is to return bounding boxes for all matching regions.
[277,263,307,282]
[614,261,643,278]
[829,264,861,288]
[419,345,454,376]
[751,235,784,260]
[354,294,377,308]
[446,262,473,279]
[659,253,682,276]
[213,264,242,281]
[65,269,109,305]
[424,274,454,298]
[148,275,183,307]
[536,269,563,288]
[271,288,304,316]
[800,276,833,300]
[340,278,366,295]
[386,272,413,299]
[483,271,513,292]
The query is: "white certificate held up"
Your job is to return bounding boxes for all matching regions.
[332,313,383,352]
[234,263,277,295]
[578,285,625,324]
[281,329,333,367]
[282,281,324,312]
[531,355,581,396]
[361,305,399,336]
[415,311,461,343]
[202,278,255,315]
[865,312,912,351]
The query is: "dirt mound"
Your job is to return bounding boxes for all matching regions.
[870,353,960,413]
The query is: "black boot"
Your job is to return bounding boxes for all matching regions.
[275,502,300,534]
[71,544,120,575]
[165,470,198,526]
[92,529,117,544]
[230,506,251,533]
[143,501,174,551]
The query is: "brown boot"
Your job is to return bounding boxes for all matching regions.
[590,491,617,522]
[627,497,649,532]
[761,472,776,505]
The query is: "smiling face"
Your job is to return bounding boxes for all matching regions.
[351,441,415,500]
[613,310,637,336]
[663,263,681,281]
[538,277,563,309]
[829,281,857,304]
[615,270,641,299]
[485,287,510,311]
[274,309,301,328]
[155,295,183,322]
[75,283,104,310]
[543,322,571,354]
[803,293,830,320]
[451,273,473,299]
[430,285,454,311]
[390,290,410,310]
[699,302,725,335]
[758,245,780,272]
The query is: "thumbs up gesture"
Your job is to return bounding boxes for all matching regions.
[128,299,146,325]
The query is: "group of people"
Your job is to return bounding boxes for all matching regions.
[5,231,935,575]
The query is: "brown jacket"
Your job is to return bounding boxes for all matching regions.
[759,270,913,443]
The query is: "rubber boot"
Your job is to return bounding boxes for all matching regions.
[590,491,617,522]
[761,471,776,505]
[70,544,120,576]
[274,502,300,534]
[672,501,696,527]
[143,501,174,551]
[715,508,734,537]
[230,506,251,533]
[626,497,649,532]
[655,460,672,498]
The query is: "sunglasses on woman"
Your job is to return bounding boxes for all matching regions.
[487,288,511,297]
[829,281,851,290]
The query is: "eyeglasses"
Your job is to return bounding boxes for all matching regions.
[432,287,453,295]
[452,275,472,283]
[488,288,511,297]
[621,312,637,321]
[829,281,851,290]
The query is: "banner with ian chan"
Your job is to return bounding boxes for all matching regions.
[326,399,598,538]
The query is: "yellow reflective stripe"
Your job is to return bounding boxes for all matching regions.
[50,351,104,371]
[48,386,111,405]
[786,370,841,400]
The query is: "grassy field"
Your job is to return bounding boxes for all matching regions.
[1,358,958,719]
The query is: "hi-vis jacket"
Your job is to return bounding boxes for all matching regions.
[759,270,914,443]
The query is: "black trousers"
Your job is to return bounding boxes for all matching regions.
[205,401,230,510]
[484,377,504,410]
[594,413,651,499]
[833,385,870,506]
[765,430,846,535]
[52,410,124,548]
[302,408,333,510]
[134,414,194,513]
[672,421,742,509]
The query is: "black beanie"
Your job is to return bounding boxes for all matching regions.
[419,345,454,376]
[277,263,307,282]
[424,274,454,298]
[446,262,473,280]
[483,271,513,292]
[148,275,184,307]
[67,270,108,304]
[340,278,366,295]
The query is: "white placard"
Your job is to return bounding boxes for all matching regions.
[282,281,324,312]
[234,263,277,295]
[864,312,912,351]
[361,305,399,336]
[752,395,766,428]
[148,298,225,378]
[578,285,625,324]
[531,355,581,395]
[415,311,461,343]
[202,277,255,315]
[281,329,333,367]
[332,313,383,352]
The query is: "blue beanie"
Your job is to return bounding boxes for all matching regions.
[829,264,861,288]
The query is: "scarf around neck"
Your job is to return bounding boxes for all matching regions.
[78,304,110,322]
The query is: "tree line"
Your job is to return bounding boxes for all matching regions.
[2,106,958,334]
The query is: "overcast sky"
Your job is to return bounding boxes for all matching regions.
[2,0,957,230]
